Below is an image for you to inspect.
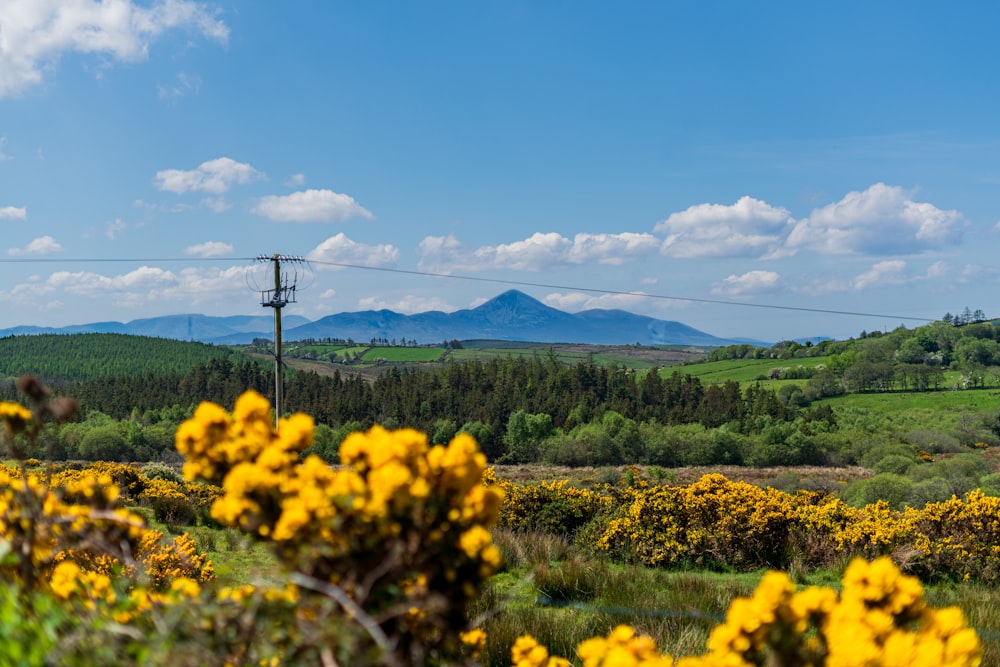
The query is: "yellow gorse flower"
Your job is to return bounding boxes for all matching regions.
[175,390,505,663]
[517,557,981,667]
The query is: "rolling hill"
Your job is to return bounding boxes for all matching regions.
[0,290,769,347]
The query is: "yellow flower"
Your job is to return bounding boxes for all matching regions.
[49,560,81,599]
[0,401,31,435]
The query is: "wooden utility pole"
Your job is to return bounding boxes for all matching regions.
[256,254,303,429]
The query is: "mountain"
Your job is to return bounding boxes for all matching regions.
[0,291,769,347]
[0,314,310,343]
[283,290,766,347]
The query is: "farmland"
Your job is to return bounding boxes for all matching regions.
[3,319,1000,664]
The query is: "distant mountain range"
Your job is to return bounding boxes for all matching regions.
[0,290,771,347]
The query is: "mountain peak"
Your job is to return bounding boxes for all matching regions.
[471,290,565,326]
[0,290,771,347]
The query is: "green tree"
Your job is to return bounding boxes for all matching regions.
[78,425,129,462]
[500,411,553,463]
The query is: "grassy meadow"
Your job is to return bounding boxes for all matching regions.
[141,514,1000,666]
[7,331,1000,664]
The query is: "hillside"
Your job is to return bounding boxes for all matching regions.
[283,289,765,346]
[0,290,770,347]
[0,333,243,383]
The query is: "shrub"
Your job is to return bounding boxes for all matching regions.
[175,390,504,664]
[907,477,953,508]
[77,425,129,462]
[139,461,183,484]
[904,429,964,455]
[843,473,913,510]
[513,557,982,667]
[873,453,919,476]
[493,476,611,537]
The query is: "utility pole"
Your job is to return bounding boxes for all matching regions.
[255,254,304,429]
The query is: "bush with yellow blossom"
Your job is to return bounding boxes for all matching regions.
[1,380,506,665]
[175,388,505,665]
[511,557,981,667]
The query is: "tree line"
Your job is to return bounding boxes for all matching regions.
[0,333,237,383]
[3,354,829,466]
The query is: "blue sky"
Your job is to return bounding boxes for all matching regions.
[2,1,1000,344]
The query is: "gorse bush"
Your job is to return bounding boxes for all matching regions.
[174,389,505,664]
[500,471,1000,583]
[0,378,504,665]
[0,376,987,666]
[510,557,981,666]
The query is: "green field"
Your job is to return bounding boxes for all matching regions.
[448,345,692,369]
[285,343,351,354]
[678,356,834,383]
[361,347,445,362]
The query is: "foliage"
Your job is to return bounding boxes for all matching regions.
[0,373,994,666]
[512,557,981,667]
[175,389,504,664]
[0,379,505,665]
[3,353,818,465]
[0,333,236,384]
[489,472,611,537]
[489,471,1000,584]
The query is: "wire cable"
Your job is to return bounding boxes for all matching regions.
[0,255,940,324]
[304,259,938,323]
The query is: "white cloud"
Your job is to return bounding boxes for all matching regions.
[656,196,794,259]
[106,218,126,239]
[483,232,571,271]
[157,71,201,100]
[417,231,658,273]
[926,260,949,280]
[319,288,336,299]
[787,183,964,255]
[0,206,27,220]
[306,233,398,268]
[201,196,231,213]
[155,157,261,195]
[711,270,782,296]
[30,264,249,306]
[184,241,233,258]
[415,234,464,271]
[44,266,174,296]
[8,235,62,256]
[285,173,306,187]
[851,260,908,290]
[253,189,373,223]
[565,232,660,265]
[0,0,229,99]
[912,260,984,285]
[166,265,249,303]
[542,291,650,312]
[0,263,258,313]
[356,295,456,314]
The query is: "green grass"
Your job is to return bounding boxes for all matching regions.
[448,348,561,362]
[286,343,351,354]
[474,530,1000,665]
[678,356,834,384]
[448,347,669,369]
[360,347,445,362]
[820,387,1000,416]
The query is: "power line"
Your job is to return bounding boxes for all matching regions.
[0,257,257,263]
[0,255,940,324]
[304,259,938,323]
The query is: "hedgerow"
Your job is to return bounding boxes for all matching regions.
[0,376,985,666]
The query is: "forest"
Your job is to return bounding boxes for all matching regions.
[4,315,1000,511]
[5,318,1000,665]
